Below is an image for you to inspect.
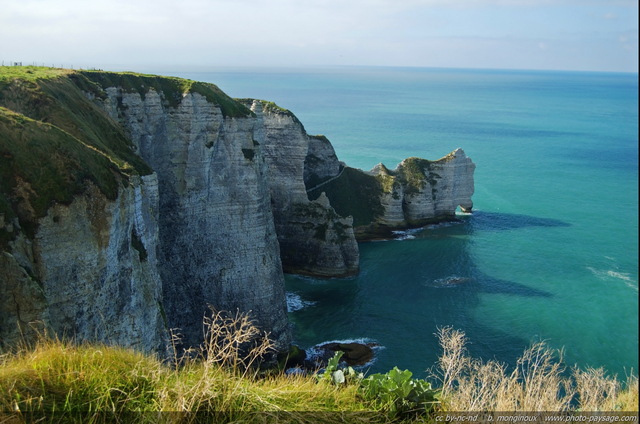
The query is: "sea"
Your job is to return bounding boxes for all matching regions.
[166,66,638,379]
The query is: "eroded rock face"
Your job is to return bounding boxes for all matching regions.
[0,251,49,347]
[0,176,164,352]
[304,135,342,184]
[99,90,290,350]
[308,149,476,240]
[377,148,475,225]
[250,101,359,278]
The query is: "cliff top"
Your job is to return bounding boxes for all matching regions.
[0,66,253,118]
[79,70,253,117]
[0,66,73,85]
[0,66,254,250]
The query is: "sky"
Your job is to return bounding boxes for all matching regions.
[1,0,638,73]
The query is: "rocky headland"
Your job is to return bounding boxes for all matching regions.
[0,67,474,355]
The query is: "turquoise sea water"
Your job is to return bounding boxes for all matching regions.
[171,67,638,378]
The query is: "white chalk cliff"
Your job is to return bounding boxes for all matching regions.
[248,100,359,277]
[0,70,475,353]
[373,149,475,227]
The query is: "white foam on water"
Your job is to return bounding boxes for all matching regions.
[286,292,317,312]
[386,220,465,241]
[586,267,638,292]
[392,227,425,240]
[606,270,635,283]
[305,337,385,370]
[428,275,472,288]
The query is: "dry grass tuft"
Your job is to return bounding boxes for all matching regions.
[431,326,638,412]
[200,308,274,375]
[155,308,382,420]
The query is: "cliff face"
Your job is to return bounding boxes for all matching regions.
[308,149,475,239]
[0,67,474,354]
[5,176,164,351]
[0,70,290,352]
[0,84,163,350]
[247,100,359,277]
[95,88,289,349]
[374,149,475,223]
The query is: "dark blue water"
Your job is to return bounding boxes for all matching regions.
[169,67,638,378]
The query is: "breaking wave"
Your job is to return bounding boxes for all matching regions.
[304,337,384,369]
[392,227,424,240]
[286,292,317,312]
[427,275,472,288]
[587,267,638,292]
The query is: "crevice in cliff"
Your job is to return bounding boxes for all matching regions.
[131,228,148,262]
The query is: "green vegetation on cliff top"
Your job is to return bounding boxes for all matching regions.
[0,66,253,118]
[306,153,456,232]
[0,66,253,249]
[396,157,434,195]
[0,66,72,84]
[308,167,385,227]
[79,70,253,117]
[0,67,145,247]
[0,107,124,240]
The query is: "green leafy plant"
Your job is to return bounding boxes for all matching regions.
[360,367,440,419]
[318,351,364,386]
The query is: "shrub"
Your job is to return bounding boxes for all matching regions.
[317,351,364,386]
[360,367,440,419]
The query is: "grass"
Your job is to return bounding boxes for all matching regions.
[1,314,636,423]
[0,66,71,88]
[396,158,432,195]
[0,70,150,176]
[0,312,387,424]
[0,107,124,243]
[0,339,158,413]
[0,66,254,250]
[307,167,385,227]
[79,71,253,117]
[0,66,157,247]
[431,327,638,413]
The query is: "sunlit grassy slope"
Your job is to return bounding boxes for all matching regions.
[0,322,636,423]
[0,66,252,249]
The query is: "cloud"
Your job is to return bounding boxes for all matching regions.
[1,0,637,72]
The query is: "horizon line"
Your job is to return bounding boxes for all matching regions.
[2,61,638,76]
